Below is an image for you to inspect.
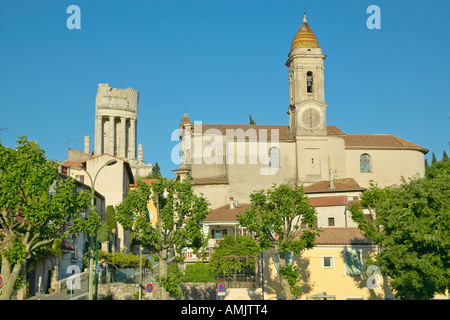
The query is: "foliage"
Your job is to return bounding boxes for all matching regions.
[104,205,117,232]
[93,250,152,269]
[116,176,210,255]
[237,184,319,299]
[182,262,216,283]
[115,175,211,299]
[145,162,161,179]
[158,263,184,299]
[209,235,262,275]
[0,136,99,300]
[96,223,112,243]
[249,114,256,125]
[349,157,450,300]
[278,265,302,296]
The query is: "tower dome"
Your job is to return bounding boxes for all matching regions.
[291,14,319,50]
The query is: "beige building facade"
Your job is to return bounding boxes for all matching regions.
[63,149,134,252]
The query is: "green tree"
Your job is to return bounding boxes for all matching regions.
[115,175,211,299]
[237,184,319,300]
[431,152,437,165]
[249,115,257,125]
[104,205,117,233]
[210,235,262,278]
[145,162,161,179]
[349,158,450,300]
[0,137,99,300]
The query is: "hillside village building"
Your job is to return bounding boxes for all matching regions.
[174,14,429,299]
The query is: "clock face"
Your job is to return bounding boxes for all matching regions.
[298,105,324,131]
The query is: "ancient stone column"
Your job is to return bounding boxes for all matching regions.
[94,116,102,155]
[129,118,136,159]
[119,117,126,158]
[108,116,115,155]
[138,143,143,164]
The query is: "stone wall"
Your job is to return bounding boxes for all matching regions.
[98,283,140,300]
[97,282,262,300]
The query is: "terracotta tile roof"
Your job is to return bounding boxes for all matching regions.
[84,153,130,164]
[205,203,251,222]
[345,134,428,154]
[192,124,295,141]
[130,179,156,188]
[326,125,345,136]
[309,196,348,207]
[304,178,365,193]
[189,124,345,141]
[191,176,229,185]
[63,162,83,167]
[315,227,374,245]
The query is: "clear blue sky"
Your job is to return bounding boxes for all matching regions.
[1,0,449,178]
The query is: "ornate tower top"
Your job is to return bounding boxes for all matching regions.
[290,14,319,50]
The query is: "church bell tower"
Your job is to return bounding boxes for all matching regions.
[287,14,330,184]
[286,14,327,137]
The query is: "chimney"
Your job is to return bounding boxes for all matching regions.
[229,196,234,210]
[84,136,90,154]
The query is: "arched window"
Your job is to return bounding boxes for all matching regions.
[269,147,280,168]
[306,71,313,93]
[360,154,371,173]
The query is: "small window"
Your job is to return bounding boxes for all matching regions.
[306,71,313,93]
[322,256,334,268]
[360,154,371,173]
[328,217,335,226]
[149,210,153,221]
[269,147,280,168]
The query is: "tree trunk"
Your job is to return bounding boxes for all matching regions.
[275,247,293,300]
[0,255,23,300]
[158,249,169,300]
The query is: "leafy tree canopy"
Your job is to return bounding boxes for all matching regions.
[237,184,319,299]
[349,157,450,300]
[0,136,99,300]
[115,175,211,299]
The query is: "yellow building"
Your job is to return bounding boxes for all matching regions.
[263,228,394,300]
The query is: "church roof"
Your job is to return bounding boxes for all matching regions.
[291,15,319,50]
[191,176,229,185]
[192,124,296,141]
[180,113,191,128]
[190,124,346,141]
[345,134,429,154]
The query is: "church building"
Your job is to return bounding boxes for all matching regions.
[174,14,427,208]
[174,14,428,300]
